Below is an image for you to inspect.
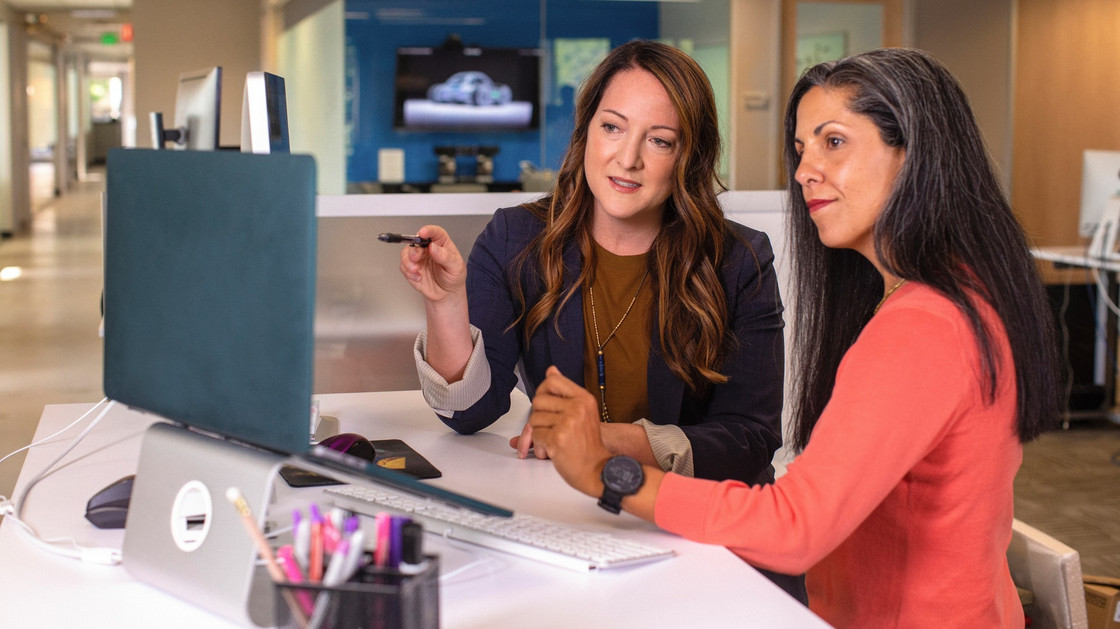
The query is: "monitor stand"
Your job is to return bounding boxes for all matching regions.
[122,422,285,627]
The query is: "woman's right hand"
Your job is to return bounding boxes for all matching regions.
[400,225,473,383]
[399,225,466,303]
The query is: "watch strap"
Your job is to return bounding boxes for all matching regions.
[597,487,624,514]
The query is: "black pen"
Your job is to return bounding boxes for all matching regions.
[378,233,431,247]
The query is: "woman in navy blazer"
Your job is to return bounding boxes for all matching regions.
[398,40,785,486]
[398,40,785,487]
[447,205,786,486]
[398,40,803,600]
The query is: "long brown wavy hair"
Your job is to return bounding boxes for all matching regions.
[513,40,734,392]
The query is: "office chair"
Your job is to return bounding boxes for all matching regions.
[1007,518,1089,629]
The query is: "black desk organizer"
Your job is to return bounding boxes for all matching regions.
[275,556,439,629]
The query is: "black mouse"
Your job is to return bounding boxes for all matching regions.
[318,433,377,462]
[85,474,135,529]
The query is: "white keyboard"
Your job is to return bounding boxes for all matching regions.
[324,483,675,572]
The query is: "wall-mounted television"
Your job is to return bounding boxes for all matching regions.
[393,46,542,132]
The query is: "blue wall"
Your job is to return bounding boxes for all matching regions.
[345,0,659,185]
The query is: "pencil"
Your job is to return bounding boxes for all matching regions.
[226,487,309,628]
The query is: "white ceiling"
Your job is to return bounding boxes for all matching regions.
[10,2,133,60]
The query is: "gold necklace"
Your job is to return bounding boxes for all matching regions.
[874,278,907,314]
[588,270,649,423]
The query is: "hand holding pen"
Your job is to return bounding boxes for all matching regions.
[394,225,467,302]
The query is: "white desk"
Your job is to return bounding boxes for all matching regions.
[1031,245,1120,274]
[0,391,828,628]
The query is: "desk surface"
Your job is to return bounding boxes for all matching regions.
[0,391,827,628]
[1031,245,1120,273]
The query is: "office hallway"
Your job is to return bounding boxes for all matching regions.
[0,177,1118,578]
[0,171,105,504]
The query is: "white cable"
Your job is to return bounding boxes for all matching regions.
[0,396,110,467]
[0,496,120,565]
[0,399,124,566]
[1057,279,1074,428]
[1091,266,1120,318]
[14,399,116,516]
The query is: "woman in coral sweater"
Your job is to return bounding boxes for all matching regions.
[527,48,1062,628]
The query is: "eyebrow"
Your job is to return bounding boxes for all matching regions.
[812,120,839,136]
[602,108,680,133]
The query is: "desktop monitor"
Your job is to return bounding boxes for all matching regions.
[241,71,290,154]
[1078,149,1120,238]
[150,66,222,150]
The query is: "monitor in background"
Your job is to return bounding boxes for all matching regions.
[394,45,542,131]
[241,71,290,154]
[149,66,222,150]
[1079,149,1120,238]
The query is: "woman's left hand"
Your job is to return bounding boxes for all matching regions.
[528,366,612,497]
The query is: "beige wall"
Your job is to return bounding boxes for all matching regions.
[912,0,1014,194]
[730,0,783,190]
[1013,0,1120,249]
[132,0,261,149]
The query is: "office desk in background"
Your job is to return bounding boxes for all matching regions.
[1032,246,1120,423]
[0,390,827,628]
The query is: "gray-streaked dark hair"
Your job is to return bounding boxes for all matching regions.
[783,48,1061,451]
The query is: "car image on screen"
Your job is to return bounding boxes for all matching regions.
[427,71,513,106]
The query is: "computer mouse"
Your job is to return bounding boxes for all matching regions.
[85,474,135,529]
[318,433,377,462]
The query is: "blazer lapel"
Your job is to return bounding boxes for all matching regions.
[646,316,683,424]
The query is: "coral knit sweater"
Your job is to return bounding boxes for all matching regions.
[655,283,1024,628]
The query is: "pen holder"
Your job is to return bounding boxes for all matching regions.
[274,556,439,629]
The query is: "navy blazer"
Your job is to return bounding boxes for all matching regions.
[443,205,786,485]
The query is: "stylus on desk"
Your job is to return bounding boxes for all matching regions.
[378,233,431,247]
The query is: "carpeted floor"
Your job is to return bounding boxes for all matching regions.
[1013,418,1120,576]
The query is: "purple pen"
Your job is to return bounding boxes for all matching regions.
[389,516,408,569]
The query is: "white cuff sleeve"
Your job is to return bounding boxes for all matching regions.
[634,419,694,477]
[414,325,491,417]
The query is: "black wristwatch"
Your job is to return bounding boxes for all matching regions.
[598,455,644,514]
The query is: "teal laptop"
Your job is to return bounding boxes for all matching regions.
[102,147,510,518]
[103,148,317,454]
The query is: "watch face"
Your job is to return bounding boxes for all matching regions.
[602,456,643,493]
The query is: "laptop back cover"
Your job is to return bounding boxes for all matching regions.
[103,148,317,454]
